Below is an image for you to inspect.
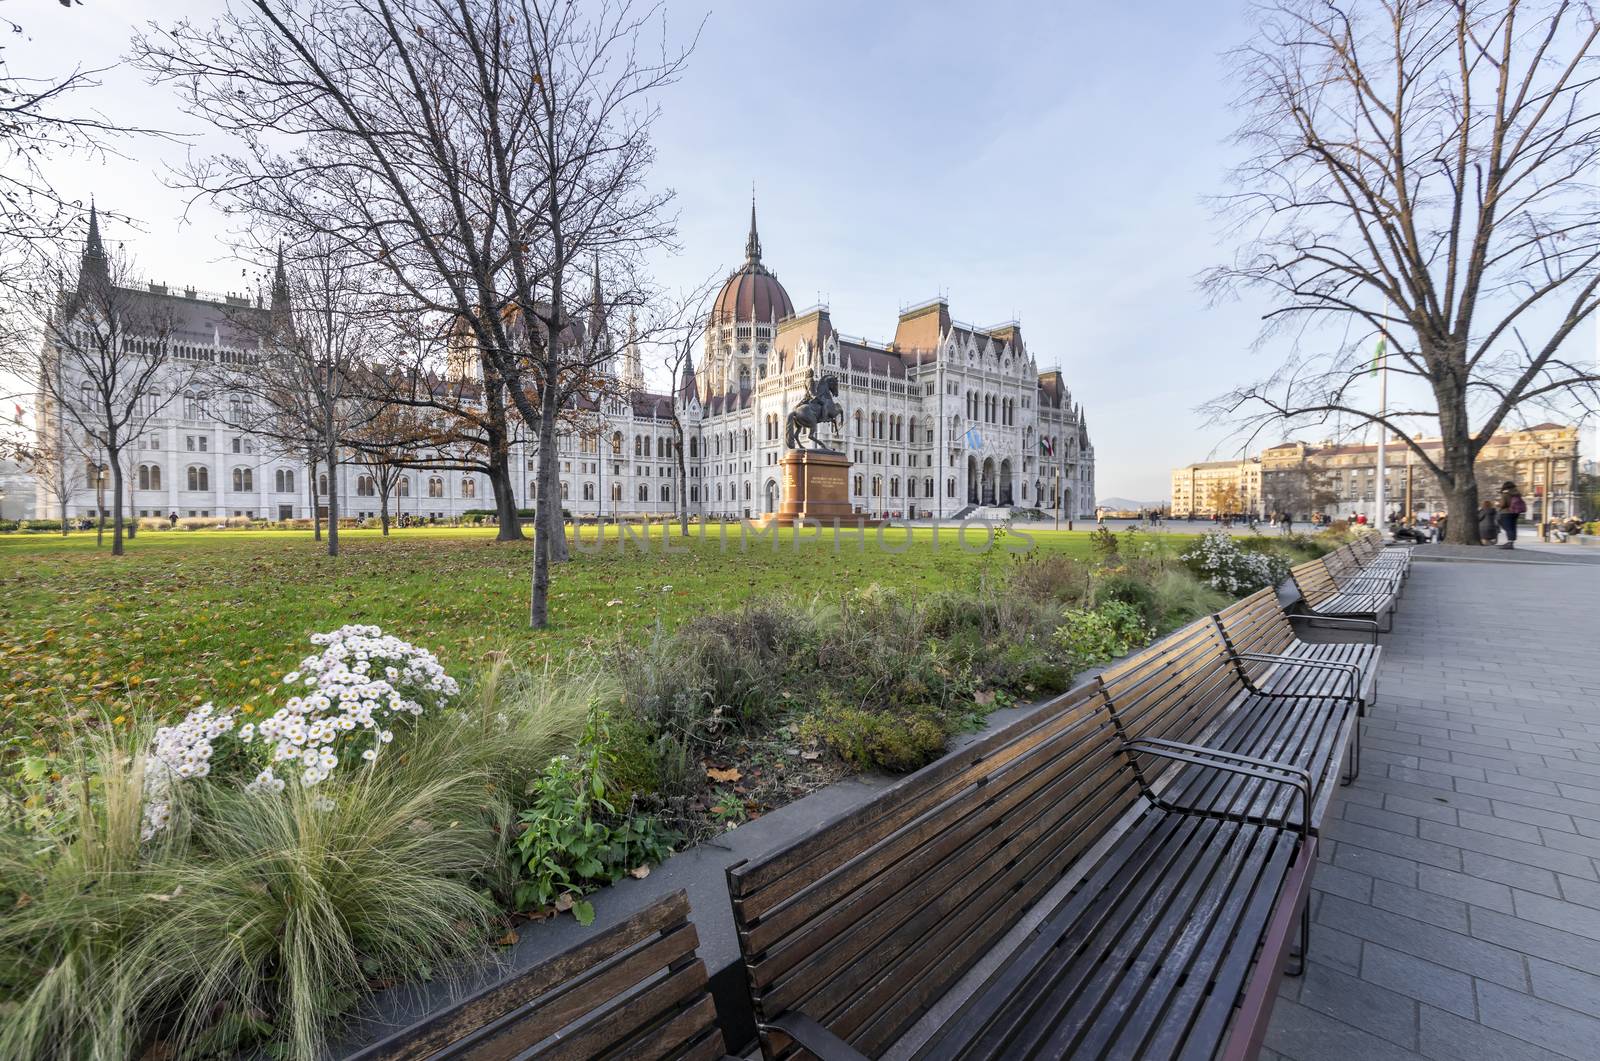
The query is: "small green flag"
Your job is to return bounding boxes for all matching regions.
[1370,336,1387,377]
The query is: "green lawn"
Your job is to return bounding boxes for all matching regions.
[1,523,1195,759]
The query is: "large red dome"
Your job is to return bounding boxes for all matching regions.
[711,201,793,325]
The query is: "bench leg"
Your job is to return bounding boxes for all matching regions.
[1341,721,1360,785]
[1286,897,1311,977]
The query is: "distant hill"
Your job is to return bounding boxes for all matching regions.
[1097,496,1165,511]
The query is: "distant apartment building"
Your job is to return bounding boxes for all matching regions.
[1172,424,1582,521]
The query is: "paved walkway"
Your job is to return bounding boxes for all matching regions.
[1264,558,1600,1061]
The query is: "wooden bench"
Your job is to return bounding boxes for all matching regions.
[1097,616,1361,835]
[1215,587,1381,719]
[725,680,1321,1061]
[1323,544,1405,601]
[1350,533,1411,578]
[349,890,732,1061]
[1288,555,1396,637]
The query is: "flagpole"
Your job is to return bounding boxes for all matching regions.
[1375,320,1388,533]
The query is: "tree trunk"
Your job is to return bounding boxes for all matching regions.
[110,458,126,555]
[672,416,688,535]
[325,445,340,557]
[482,365,525,542]
[379,483,390,535]
[542,435,568,565]
[489,449,523,541]
[125,465,137,539]
[1436,381,1481,545]
[530,392,561,628]
[309,456,321,541]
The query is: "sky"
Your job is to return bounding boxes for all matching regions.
[11,0,1597,502]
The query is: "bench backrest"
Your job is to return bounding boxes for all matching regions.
[352,890,726,1061]
[1096,615,1249,786]
[1289,555,1339,606]
[1213,587,1294,684]
[1322,543,1360,581]
[725,682,1136,1060]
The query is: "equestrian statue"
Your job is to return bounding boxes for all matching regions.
[785,370,843,451]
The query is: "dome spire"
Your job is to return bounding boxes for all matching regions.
[745,188,761,263]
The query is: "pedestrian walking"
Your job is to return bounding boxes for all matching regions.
[1497,481,1526,549]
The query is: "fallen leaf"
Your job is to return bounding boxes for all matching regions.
[628,865,650,880]
[494,928,519,946]
[974,689,996,706]
[706,766,742,783]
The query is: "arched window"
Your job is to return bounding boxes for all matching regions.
[187,465,209,491]
[397,476,409,497]
[275,468,295,493]
[356,475,374,497]
[637,483,648,502]
[233,467,253,492]
[660,484,671,502]
[184,391,204,419]
[689,436,699,459]
[611,482,622,502]
[461,477,477,498]
[583,482,595,501]
[138,464,161,490]
[853,474,863,495]
[716,483,723,502]
[319,473,329,497]
[854,411,864,437]
[427,476,444,497]
[560,481,569,500]
[610,431,623,456]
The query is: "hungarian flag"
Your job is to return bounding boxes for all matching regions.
[1370,336,1387,377]
[12,403,22,424]
[1039,437,1054,457]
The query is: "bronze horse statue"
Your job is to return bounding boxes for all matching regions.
[785,373,843,451]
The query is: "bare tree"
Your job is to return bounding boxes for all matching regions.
[216,241,385,556]
[0,7,168,315]
[12,427,79,533]
[135,0,696,627]
[646,277,718,534]
[1204,0,1600,543]
[14,225,192,554]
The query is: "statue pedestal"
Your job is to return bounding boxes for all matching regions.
[750,450,878,528]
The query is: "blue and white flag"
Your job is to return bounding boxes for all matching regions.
[965,427,982,449]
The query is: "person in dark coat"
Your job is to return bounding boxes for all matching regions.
[1497,481,1526,549]
[1476,499,1500,545]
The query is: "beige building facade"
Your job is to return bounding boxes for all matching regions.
[1172,424,1582,521]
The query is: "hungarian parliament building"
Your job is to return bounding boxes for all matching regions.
[36,205,1095,523]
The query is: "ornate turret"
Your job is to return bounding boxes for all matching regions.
[745,195,762,263]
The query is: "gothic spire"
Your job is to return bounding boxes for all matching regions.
[79,200,109,287]
[269,242,294,332]
[745,192,762,263]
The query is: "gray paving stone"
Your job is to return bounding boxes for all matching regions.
[1527,957,1600,1020]
[1265,998,1425,1061]
[1419,1005,1580,1061]
[1360,943,1476,1020]
[1416,864,1516,914]
[1476,980,1600,1060]
[1371,878,1470,932]
[1268,561,1600,1061]
[1297,962,1419,1049]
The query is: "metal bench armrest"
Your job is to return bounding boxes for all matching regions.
[1286,613,1380,643]
[1231,652,1362,701]
[763,1013,869,1061]
[1124,737,1311,836]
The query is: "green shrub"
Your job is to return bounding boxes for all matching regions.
[1093,571,1159,625]
[511,709,677,924]
[1054,600,1153,670]
[1007,552,1092,606]
[798,702,949,774]
[1149,568,1232,631]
